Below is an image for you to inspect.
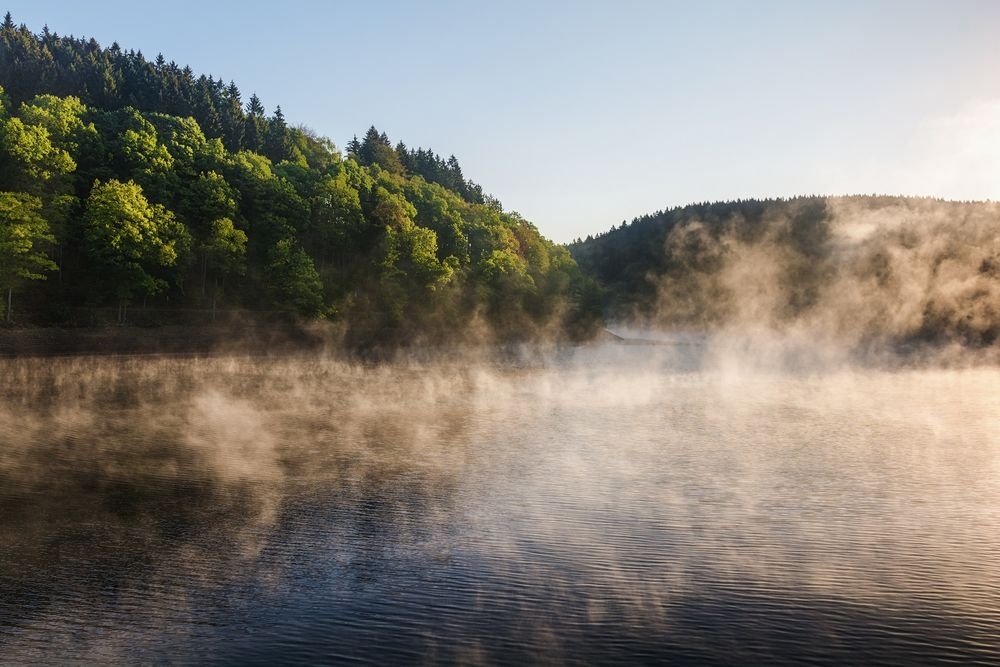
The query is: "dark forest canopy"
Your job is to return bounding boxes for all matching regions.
[0,13,492,206]
[0,15,601,344]
[569,195,1000,348]
[347,127,496,208]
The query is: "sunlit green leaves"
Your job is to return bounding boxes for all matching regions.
[0,190,58,320]
[204,217,247,277]
[1,117,76,181]
[265,238,324,317]
[0,191,56,283]
[0,28,597,337]
[18,94,96,154]
[83,179,191,301]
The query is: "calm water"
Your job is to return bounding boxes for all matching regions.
[1,345,999,664]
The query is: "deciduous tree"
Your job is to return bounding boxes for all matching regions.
[0,191,56,321]
[83,179,191,321]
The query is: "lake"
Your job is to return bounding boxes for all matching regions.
[1,344,998,664]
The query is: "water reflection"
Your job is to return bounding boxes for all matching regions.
[1,349,998,664]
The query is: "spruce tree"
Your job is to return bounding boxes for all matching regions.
[346,135,361,159]
[220,81,244,150]
[264,105,289,163]
[243,93,265,153]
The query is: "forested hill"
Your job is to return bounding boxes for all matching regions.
[0,15,600,344]
[569,196,1000,348]
[0,14,491,206]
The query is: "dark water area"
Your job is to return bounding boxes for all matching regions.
[1,345,999,664]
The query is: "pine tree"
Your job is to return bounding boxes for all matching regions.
[195,77,222,139]
[357,126,381,165]
[346,135,361,159]
[220,81,244,151]
[243,93,265,153]
[246,93,264,116]
[264,105,289,162]
[357,126,404,174]
[395,141,410,172]
[445,155,463,192]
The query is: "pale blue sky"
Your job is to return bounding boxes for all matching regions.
[8,1,1000,241]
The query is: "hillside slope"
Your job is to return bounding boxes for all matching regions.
[570,196,1000,348]
[0,15,600,344]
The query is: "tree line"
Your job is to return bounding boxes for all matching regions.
[569,195,1000,347]
[0,15,601,344]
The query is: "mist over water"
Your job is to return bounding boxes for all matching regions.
[2,345,999,664]
[577,197,1000,366]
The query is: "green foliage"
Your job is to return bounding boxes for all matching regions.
[479,248,534,290]
[204,217,247,276]
[0,17,598,342]
[265,238,324,317]
[383,221,453,288]
[84,179,191,302]
[1,116,76,182]
[145,112,209,174]
[0,192,56,278]
[19,95,96,154]
[116,109,174,174]
[352,126,405,175]
[179,170,237,235]
[0,191,57,320]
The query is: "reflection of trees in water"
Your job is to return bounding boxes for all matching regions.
[0,416,276,631]
[0,355,480,649]
[3,354,999,664]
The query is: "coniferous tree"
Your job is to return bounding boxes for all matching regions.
[220,81,244,151]
[194,76,222,139]
[346,135,361,159]
[243,93,265,153]
[357,126,404,174]
[264,105,289,163]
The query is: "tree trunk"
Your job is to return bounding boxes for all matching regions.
[202,252,208,298]
[6,287,11,324]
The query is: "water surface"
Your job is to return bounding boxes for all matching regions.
[1,346,999,664]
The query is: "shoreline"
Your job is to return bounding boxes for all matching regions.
[0,323,603,361]
[0,323,336,358]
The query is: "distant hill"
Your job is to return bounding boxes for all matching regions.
[569,196,1000,348]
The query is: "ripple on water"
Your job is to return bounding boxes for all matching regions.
[0,350,998,664]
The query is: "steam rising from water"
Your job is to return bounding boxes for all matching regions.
[626,197,1000,367]
[1,348,999,663]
